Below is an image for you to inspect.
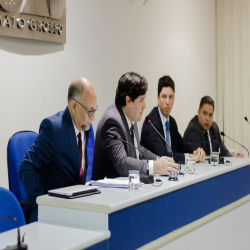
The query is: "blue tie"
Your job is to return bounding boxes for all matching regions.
[165,120,170,152]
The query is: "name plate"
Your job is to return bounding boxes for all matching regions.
[0,0,66,44]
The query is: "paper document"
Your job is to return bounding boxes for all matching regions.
[90,178,129,188]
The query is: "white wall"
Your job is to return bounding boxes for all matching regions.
[0,0,216,189]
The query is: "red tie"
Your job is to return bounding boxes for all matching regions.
[77,132,84,183]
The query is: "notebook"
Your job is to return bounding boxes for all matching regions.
[48,185,100,199]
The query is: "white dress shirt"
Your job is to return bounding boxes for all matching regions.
[72,121,86,171]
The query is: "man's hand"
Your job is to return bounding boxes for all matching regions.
[192,148,205,162]
[153,156,179,176]
[189,153,200,162]
[235,152,243,158]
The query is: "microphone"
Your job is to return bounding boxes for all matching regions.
[114,135,154,184]
[221,131,249,157]
[145,116,173,158]
[144,117,183,176]
[244,117,250,125]
[0,216,28,250]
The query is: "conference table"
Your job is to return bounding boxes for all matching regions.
[0,222,110,250]
[37,158,250,250]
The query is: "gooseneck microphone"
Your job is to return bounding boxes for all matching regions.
[114,135,154,184]
[114,135,149,169]
[145,116,173,158]
[0,216,28,250]
[145,117,183,176]
[244,117,250,125]
[221,131,249,157]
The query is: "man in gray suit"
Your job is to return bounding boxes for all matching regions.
[92,72,179,180]
[183,96,243,157]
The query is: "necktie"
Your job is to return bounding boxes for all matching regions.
[204,131,211,156]
[77,132,84,183]
[130,124,135,145]
[130,124,138,159]
[165,120,170,152]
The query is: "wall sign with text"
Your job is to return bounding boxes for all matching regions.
[0,0,66,44]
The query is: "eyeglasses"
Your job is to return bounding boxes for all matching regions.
[73,98,98,117]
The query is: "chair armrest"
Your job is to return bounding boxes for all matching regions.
[20,200,33,209]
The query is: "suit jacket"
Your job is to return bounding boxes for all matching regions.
[140,107,194,164]
[183,115,232,157]
[92,103,157,180]
[19,107,95,222]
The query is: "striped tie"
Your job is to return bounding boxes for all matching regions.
[165,120,171,152]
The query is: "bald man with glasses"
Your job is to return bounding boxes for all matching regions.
[19,77,97,223]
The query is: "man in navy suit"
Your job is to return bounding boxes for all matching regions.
[141,75,205,164]
[19,77,97,222]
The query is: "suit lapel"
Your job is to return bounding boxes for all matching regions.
[169,116,175,150]
[116,104,136,158]
[195,116,209,153]
[64,108,80,183]
[202,131,208,153]
[154,107,167,143]
[133,123,141,159]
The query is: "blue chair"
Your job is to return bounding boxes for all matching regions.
[0,187,26,233]
[86,124,95,182]
[7,131,38,224]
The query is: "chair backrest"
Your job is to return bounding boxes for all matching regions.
[0,187,26,233]
[7,131,38,202]
[86,124,95,182]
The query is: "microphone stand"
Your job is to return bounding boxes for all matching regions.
[0,216,27,250]
[145,117,182,178]
[115,135,154,184]
[221,132,250,157]
[146,117,173,158]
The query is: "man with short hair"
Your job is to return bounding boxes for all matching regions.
[19,77,97,222]
[92,72,179,180]
[141,75,205,164]
[183,96,243,157]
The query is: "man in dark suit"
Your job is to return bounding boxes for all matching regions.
[141,75,205,164]
[92,72,179,180]
[19,77,97,222]
[183,96,243,157]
